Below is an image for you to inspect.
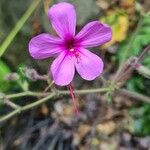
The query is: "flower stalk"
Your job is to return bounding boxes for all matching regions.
[68,84,79,115]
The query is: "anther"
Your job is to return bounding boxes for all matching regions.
[70,48,75,52]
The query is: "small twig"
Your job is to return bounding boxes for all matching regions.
[118,89,150,104]
[99,76,108,85]
[0,88,110,122]
[21,93,55,111]
[0,86,150,123]
[3,99,21,109]
[136,44,150,62]
[0,93,55,123]
[43,80,54,92]
[6,91,49,99]
[114,44,150,83]
[0,109,21,123]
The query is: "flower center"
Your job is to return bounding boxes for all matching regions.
[65,38,75,51]
[64,38,80,60]
[70,48,75,52]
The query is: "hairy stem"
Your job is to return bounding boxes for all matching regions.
[118,89,150,104]
[4,99,21,109]
[0,87,150,123]
[6,88,110,99]
[0,93,55,123]
[0,88,110,122]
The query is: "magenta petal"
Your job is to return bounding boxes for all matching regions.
[75,21,112,48]
[51,52,75,86]
[48,2,76,39]
[29,33,63,59]
[75,48,104,80]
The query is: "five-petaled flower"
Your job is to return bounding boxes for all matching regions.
[29,2,112,86]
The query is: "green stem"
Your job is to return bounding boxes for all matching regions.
[4,99,21,109]
[0,109,21,123]
[0,0,41,57]
[0,88,110,122]
[7,91,49,99]
[58,88,110,95]
[118,89,150,104]
[6,88,110,99]
[21,93,55,111]
[0,93,55,123]
[1,87,150,123]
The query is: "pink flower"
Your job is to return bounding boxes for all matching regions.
[29,2,112,86]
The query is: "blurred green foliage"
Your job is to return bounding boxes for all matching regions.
[0,0,31,40]
[130,104,150,136]
[118,14,150,93]
[118,15,150,67]
[117,15,150,136]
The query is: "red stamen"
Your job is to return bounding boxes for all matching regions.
[73,51,80,64]
[68,84,79,115]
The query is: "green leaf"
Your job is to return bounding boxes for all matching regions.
[0,59,11,81]
[0,59,11,92]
